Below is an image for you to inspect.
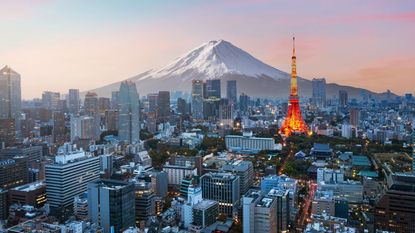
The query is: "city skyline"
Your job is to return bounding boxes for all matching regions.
[1,0,414,99]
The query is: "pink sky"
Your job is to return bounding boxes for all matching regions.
[0,0,414,98]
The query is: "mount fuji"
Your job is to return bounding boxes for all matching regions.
[90,40,391,99]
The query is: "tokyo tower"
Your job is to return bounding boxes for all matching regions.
[279,37,310,137]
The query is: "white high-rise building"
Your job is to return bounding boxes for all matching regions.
[70,116,95,142]
[182,186,203,228]
[341,124,353,139]
[118,81,140,144]
[45,143,100,217]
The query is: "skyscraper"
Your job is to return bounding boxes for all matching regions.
[98,97,111,114]
[111,91,120,110]
[200,172,240,216]
[42,91,60,110]
[84,92,100,140]
[239,93,250,113]
[134,181,156,224]
[68,89,80,115]
[221,160,254,196]
[70,115,95,142]
[84,92,99,116]
[147,93,158,113]
[45,143,100,219]
[52,112,66,145]
[205,79,221,98]
[88,179,135,233]
[375,173,415,232]
[118,81,140,143]
[0,66,21,120]
[339,90,348,108]
[349,108,360,128]
[192,80,204,120]
[0,119,16,147]
[157,91,170,123]
[226,80,237,107]
[312,78,326,107]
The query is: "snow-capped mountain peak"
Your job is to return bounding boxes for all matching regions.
[138,39,288,81]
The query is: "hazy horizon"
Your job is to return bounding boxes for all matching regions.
[1,0,414,99]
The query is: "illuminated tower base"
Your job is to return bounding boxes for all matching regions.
[279,98,309,137]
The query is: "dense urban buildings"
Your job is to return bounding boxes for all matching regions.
[0,34,413,233]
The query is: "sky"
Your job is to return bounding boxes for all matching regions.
[1,0,414,99]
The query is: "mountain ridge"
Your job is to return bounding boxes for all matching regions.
[89,39,394,100]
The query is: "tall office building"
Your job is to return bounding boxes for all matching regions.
[111,91,120,110]
[147,93,158,113]
[0,145,42,170]
[98,97,111,114]
[339,90,348,108]
[205,79,221,98]
[88,179,135,233]
[0,119,16,147]
[157,91,170,123]
[200,172,240,216]
[239,93,250,113]
[177,97,189,115]
[219,99,234,126]
[42,91,60,110]
[312,78,326,107]
[84,92,99,116]
[221,160,254,196]
[0,157,28,189]
[243,189,289,233]
[118,81,140,143]
[45,143,100,218]
[349,108,360,128]
[134,181,156,224]
[192,200,219,228]
[192,80,204,120]
[0,66,21,119]
[375,173,415,232]
[226,80,237,106]
[105,110,119,131]
[70,115,95,142]
[52,111,67,145]
[68,89,80,115]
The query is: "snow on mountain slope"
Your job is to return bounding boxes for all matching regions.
[137,39,289,81]
[89,39,392,100]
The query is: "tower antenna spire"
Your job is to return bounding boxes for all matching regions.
[292,36,296,57]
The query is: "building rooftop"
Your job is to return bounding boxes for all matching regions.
[221,160,252,172]
[357,170,378,178]
[202,172,238,180]
[92,179,131,191]
[193,199,218,210]
[312,143,332,152]
[352,155,371,167]
[11,181,45,192]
